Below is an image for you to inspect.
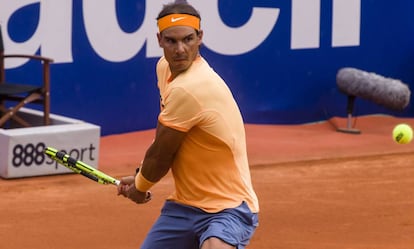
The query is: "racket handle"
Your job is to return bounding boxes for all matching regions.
[80,171,100,182]
[45,146,120,186]
[55,151,66,160]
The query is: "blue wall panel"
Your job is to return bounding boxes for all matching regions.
[2,1,413,135]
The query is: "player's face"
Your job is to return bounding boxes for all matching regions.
[158,26,203,79]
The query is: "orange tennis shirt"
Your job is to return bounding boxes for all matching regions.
[156,55,259,213]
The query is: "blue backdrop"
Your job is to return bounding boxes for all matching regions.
[2,0,414,135]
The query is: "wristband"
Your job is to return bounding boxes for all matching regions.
[135,171,156,192]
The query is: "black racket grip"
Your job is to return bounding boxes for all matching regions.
[62,152,98,182]
[80,171,100,182]
[55,151,66,160]
[56,150,77,167]
[67,156,77,167]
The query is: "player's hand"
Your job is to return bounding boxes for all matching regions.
[117,176,152,204]
[125,184,152,204]
[117,175,134,196]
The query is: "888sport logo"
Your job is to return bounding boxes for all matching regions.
[11,142,97,168]
[12,142,47,167]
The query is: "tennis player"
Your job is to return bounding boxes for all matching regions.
[117,1,259,248]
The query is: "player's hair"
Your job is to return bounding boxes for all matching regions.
[157,0,202,47]
[157,1,201,21]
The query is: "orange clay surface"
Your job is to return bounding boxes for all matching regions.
[1,115,414,249]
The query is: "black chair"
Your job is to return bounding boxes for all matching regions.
[0,25,54,128]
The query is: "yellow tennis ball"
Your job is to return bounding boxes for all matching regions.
[392,123,413,144]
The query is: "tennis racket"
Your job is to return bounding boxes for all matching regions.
[44,146,120,186]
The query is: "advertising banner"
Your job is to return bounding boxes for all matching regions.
[1,0,413,135]
[0,109,100,178]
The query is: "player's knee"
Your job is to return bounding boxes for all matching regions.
[201,237,235,249]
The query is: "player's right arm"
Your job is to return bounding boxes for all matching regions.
[140,121,186,182]
[118,121,186,203]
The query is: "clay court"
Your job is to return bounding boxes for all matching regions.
[1,115,414,249]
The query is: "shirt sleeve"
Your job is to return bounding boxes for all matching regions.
[158,87,202,132]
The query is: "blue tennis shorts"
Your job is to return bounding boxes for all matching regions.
[140,200,259,249]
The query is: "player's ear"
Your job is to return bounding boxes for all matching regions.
[197,30,203,45]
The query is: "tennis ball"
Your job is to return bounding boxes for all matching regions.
[392,123,413,144]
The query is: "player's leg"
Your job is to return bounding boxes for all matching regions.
[198,202,258,249]
[200,237,235,249]
[140,201,199,249]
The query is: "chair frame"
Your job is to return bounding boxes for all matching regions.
[0,25,54,128]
